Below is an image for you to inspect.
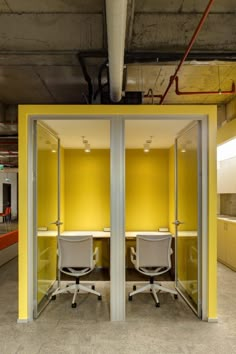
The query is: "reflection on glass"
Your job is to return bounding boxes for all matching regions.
[37,124,58,305]
[177,124,199,312]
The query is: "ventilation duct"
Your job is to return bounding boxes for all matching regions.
[105,0,127,102]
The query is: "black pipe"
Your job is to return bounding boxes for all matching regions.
[93,59,109,101]
[78,50,236,63]
[77,54,93,104]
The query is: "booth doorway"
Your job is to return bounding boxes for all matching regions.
[27,113,208,322]
[3,183,11,210]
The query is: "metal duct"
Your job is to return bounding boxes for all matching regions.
[105,0,128,102]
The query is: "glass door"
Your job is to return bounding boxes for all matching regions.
[175,122,202,317]
[33,122,61,318]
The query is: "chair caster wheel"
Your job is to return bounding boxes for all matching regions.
[155,303,160,307]
[133,285,136,291]
[51,295,56,301]
[92,285,95,290]
[174,294,178,299]
[128,295,132,301]
[71,303,77,308]
[98,295,102,301]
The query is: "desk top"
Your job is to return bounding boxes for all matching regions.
[37,230,173,238]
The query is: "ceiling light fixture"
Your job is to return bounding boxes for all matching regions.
[82,136,91,153]
[143,143,150,153]
[143,136,153,153]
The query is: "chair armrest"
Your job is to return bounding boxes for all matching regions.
[130,247,136,265]
[93,247,99,264]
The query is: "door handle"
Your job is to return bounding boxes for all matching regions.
[172,220,184,226]
[50,220,63,226]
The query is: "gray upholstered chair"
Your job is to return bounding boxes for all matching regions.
[128,234,178,307]
[51,235,102,308]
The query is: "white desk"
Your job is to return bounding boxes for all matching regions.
[38,230,172,238]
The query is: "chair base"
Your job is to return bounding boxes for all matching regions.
[51,280,102,308]
[129,281,178,307]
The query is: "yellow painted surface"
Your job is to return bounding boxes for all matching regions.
[37,124,58,303]
[168,145,175,234]
[217,219,236,271]
[178,148,198,231]
[37,236,57,302]
[18,104,217,321]
[126,149,169,230]
[60,147,65,232]
[217,119,236,145]
[18,107,29,321]
[64,149,110,230]
[37,152,57,230]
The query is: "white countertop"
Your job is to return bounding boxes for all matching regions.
[37,230,198,237]
[217,215,236,223]
[177,231,198,237]
[37,230,172,238]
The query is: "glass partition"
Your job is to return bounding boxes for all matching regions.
[34,122,59,317]
[175,122,201,316]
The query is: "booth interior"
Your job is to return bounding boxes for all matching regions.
[36,118,199,311]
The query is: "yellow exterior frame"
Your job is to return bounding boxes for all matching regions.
[18,104,217,321]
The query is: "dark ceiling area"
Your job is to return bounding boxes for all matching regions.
[0,0,236,167]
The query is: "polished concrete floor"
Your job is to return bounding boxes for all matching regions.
[0,258,236,354]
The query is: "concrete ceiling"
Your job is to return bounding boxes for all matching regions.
[0,0,235,105]
[0,0,236,166]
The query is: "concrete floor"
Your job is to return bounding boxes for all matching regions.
[0,221,18,234]
[0,258,236,354]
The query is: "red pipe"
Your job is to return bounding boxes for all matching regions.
[159,0,215,104]
[175,76,236,96]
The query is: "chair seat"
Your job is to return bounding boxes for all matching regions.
[129,234,177,307]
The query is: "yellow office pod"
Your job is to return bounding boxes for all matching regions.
[18,105,217,322]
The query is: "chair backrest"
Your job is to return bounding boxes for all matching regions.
[136,234,172,269]
[58,235,93,269]
[5,207,11,215]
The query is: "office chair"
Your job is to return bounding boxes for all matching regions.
[51,235,102,308]
[0,206,11,232]
[128,234,178,307]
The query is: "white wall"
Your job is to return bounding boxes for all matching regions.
[0,171,18,219]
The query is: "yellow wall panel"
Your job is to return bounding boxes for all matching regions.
[126,149,169,230]
[64,149,110,230]
[217,118,236,144]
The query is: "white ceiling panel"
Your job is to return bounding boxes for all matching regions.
[45,120,110,149]
[44,119,190,149]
